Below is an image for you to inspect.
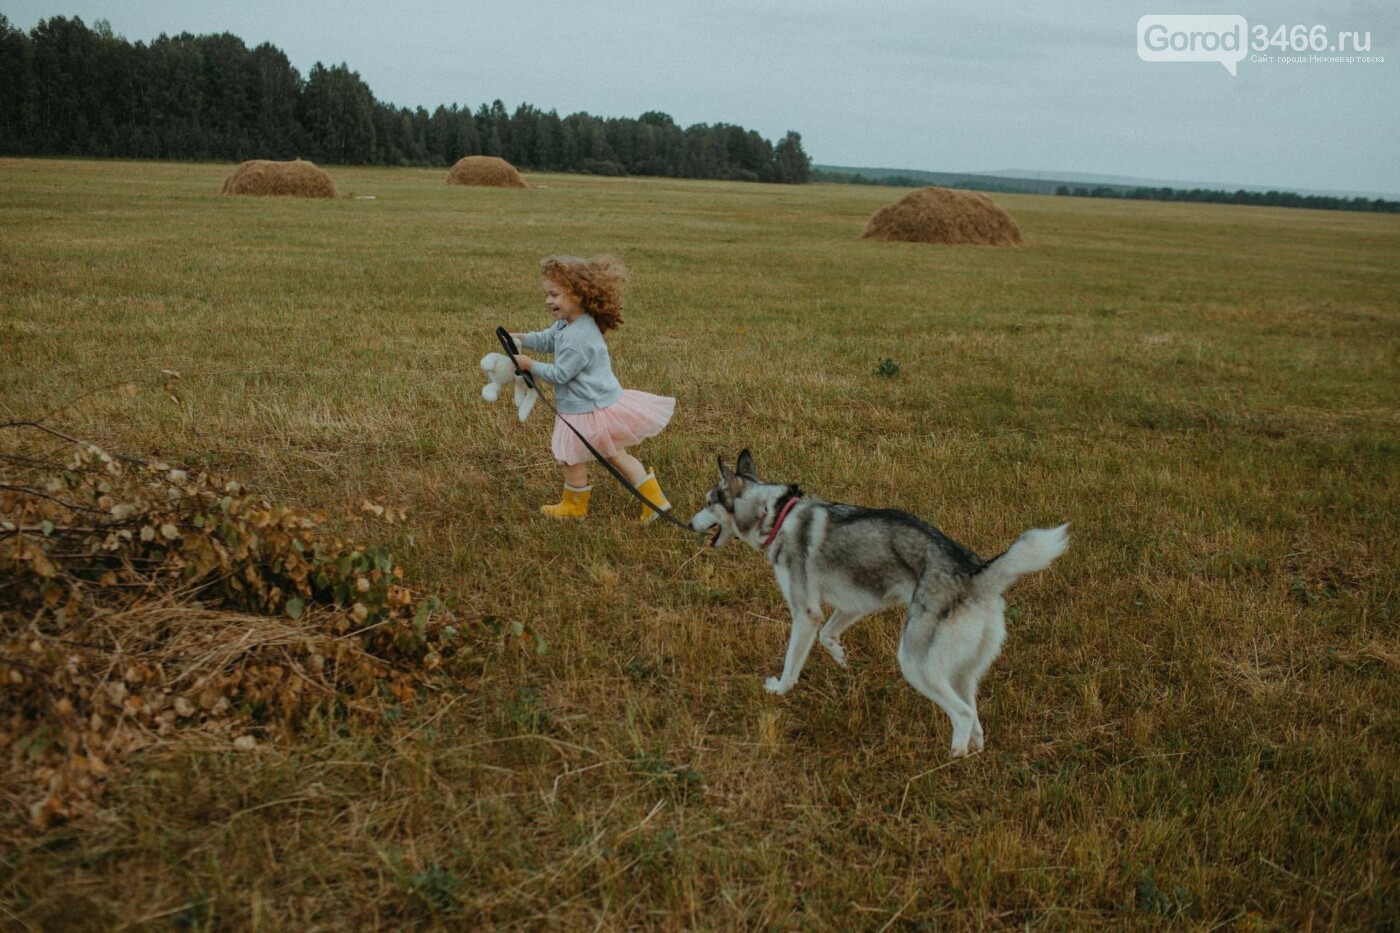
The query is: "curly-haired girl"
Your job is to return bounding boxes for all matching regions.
[510,255,675,521]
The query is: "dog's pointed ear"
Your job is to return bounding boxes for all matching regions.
[720,454,746,497]
[736,449,758,481]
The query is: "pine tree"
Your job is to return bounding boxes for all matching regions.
[299,63,376,163]
[773,130,810,184]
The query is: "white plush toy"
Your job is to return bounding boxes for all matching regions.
[480,352,539,422]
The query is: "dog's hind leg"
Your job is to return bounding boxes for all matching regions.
[900,613,983,758]
[954,605,1006,753]
[955,666,985,754]
[819,609,864,669]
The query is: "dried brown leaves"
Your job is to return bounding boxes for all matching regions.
[1,426,483,834]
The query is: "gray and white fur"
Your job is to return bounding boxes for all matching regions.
[689,449,1068,758]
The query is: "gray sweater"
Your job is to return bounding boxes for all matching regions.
[521,315,624,413]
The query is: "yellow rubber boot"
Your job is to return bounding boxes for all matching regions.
[540,484,590,519]
[636,471,671,524]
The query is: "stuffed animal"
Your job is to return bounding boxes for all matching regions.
[480,352,539,422]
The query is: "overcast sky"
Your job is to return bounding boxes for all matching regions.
[7,0,1399,195]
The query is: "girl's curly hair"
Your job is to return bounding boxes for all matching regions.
[540,255,627,333]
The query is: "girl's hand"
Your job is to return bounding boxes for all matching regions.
[512,354,534,372]
[510,332,526,345]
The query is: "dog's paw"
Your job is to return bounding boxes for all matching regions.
[764,676,791,695]
[822,640,847,668]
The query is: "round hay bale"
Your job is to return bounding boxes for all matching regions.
[862,187,1022,246]
[446,155,528,188]
[220,159,339,198]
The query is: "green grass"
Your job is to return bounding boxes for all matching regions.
[2,157,1398,929]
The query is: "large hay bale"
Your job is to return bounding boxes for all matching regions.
[446,155,528,188]
[862,186,1022,246]
[220,159,339,198]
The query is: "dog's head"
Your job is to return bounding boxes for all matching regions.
[689,449,796,549]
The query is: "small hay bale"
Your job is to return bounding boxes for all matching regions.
[220,159,339,198]
[862,186,1022,246]
[446,155,528,188]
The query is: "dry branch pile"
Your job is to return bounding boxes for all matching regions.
[862,186,1023,246]
[0,423,485,833]
[445,155,528,188]
[220,159,340,198]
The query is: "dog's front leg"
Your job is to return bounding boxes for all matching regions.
[765,566,821,695]
[765,617,819,695]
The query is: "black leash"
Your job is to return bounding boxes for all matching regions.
[496,327,696,534]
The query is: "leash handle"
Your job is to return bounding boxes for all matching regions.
[496,327,536,390]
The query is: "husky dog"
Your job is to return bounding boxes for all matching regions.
[690,450,1068,758]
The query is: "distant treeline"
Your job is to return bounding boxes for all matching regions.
[811,169,1035,194]
[814,167,1400,215]
[1058,185,1399,214]
[813,169,927,188]
[0,15,812,183]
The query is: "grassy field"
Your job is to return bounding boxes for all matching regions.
[1,157,1397,929]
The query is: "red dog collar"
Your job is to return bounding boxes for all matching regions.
[762,495,800,549]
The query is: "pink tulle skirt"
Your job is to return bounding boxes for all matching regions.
[551,390,676,465]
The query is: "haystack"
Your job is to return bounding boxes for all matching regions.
[862,187,1022,246]
[219,159,339,198]
[446,155,528,188]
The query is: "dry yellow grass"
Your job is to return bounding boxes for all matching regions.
[0,158,1397,929]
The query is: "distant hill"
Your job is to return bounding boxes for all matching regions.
[814,164,1400,202]
[811,165,1062,195]
[982,169,1399,202]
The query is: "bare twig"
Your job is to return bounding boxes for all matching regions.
[0,420,148,466]
[897,758,962,818]
[0,484,108,514]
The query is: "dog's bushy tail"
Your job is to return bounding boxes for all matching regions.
[972,524,1069,600]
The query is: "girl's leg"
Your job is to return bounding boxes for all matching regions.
[605,450,647,485]
[611,448,671,522]
[541,461,591,519]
